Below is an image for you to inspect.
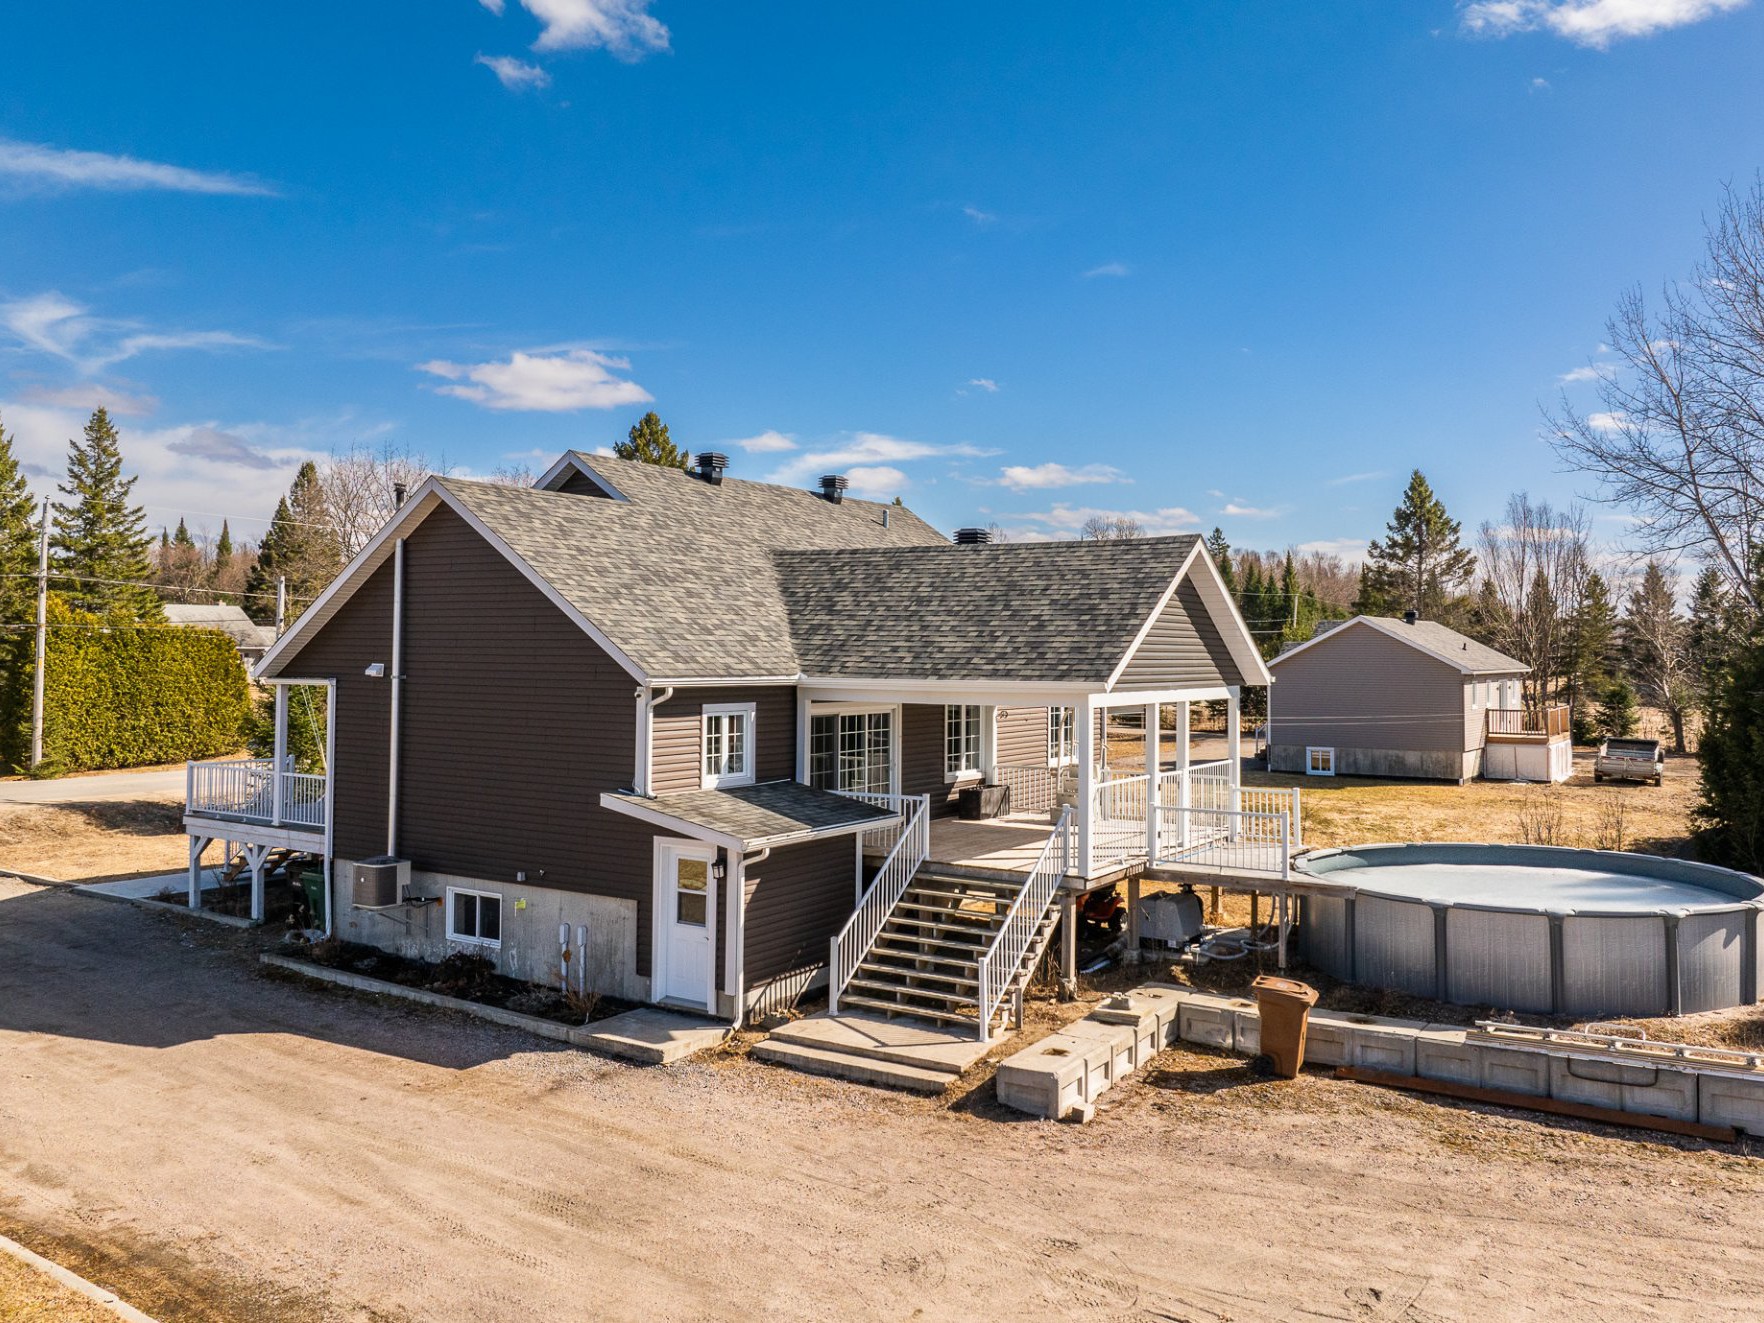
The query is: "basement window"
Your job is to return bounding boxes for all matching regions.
[1306,747,1335,777]
[447,887,503,948]
[702,703,756,789]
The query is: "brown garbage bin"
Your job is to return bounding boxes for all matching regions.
[1251,975,1319,1078]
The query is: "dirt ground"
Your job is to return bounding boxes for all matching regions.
[6,877,1764,1323]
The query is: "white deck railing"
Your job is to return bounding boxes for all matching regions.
[975,807,1073,1041]
[187,757,327,832]
[1153,804,1292,876]
[1092,771,1150,870]
[995,763,1072,816]
[828,792,930,1014]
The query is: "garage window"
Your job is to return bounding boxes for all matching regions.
[447,887,502,948]
[1306,747,1335,777]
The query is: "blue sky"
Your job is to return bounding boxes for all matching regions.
[1,1,1760,558]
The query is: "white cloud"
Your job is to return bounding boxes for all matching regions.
[1587,410,1628,432]
[992,462,1130,493]
[16,384,159,417]
[0,138,275,196]
[1,292,271,375]
[476,54,552,89]
[1083,262,1130,279]
[491,0,670,59]
[1220,501,1280,519]
[766,432,993,487]
[1326,470,1386,487]
[965,378,1000,393]
[962,205,997,227]
[1530,76,1552,90]
[417,348,651,411]
[845,466,907,498]
[728,429,797,454]
[1459,0,1747,47]
[1559,364,1611,383]
[1003,502,1201,541]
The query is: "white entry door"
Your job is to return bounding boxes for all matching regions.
[654,841,717,1009]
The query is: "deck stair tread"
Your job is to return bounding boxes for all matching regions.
[837,993,980,1026]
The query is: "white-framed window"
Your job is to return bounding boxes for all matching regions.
[945,704,983,779]
[808,708,894,794]
[1306,747,1335,777]
[1048,706,1077,767]
[702,702,756,789]
[446,886,503,948]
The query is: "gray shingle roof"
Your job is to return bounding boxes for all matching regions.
[1273,615,1528,675]
[163,603,278,652]
[602,779,896,847]
[775,537,1201,683]
[441,456,946,679]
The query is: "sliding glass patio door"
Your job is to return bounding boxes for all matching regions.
[808,709,896,794]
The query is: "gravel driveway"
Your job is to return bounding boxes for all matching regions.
[3,877,1764,1321]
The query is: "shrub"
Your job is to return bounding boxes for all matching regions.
[0,596,251,772]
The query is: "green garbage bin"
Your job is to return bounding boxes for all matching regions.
[298,866,328,928]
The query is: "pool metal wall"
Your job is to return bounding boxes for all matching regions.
[1297,845,1764,1017]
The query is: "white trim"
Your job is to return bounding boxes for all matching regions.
[1305,746,1336,777]
[254,476,650,685]
[942,703,984,779]
[1267,614,1530,677]
[445,885,504,949]
[1177,541,1275,688]
[701,701,757,789]
[534,451,630,501]
[652,838,718,1012]
[800,678,1097,704]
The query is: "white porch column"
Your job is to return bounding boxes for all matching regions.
[271,682,289,827]
[1226,686,1242,812]
[248,843,268,924]
[1144,701,1161,863]
[1175,700,1191,848]
[1074,694,1095,878]
[794,693,812,785]
[187,834,206,910]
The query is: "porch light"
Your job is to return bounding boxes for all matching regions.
[712,854,728,883]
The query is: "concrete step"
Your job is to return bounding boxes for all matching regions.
[750,1040,952,1095]
[766,1012,990,1075]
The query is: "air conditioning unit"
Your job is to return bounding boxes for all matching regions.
[352,856,412,909]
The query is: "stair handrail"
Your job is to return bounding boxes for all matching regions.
[827,792,930,1015]
[975,807,1073,1042]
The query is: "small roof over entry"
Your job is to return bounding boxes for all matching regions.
[600,780,898,851]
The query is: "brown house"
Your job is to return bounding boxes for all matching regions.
[1266,614,1570,784]
[183,451,1278,1036]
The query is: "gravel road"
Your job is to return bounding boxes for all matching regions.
[3,877,1763,1321]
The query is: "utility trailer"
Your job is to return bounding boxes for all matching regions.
[1594,737,1664,786]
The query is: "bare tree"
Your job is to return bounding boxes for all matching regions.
[488,461,537,486]
[321,441,432,558]
[1478,493,1591,708]
[1078,514,1144,541]
[1551,178,1764,612]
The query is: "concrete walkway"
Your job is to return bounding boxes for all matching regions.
[0,767,187,804]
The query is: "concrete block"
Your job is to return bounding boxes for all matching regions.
[1301,1010,1357,1068]
[1698,1070,1764,1135]
[1475,1042,1551,1097]
[1084,1007,1163,1068]
[1415,1025,1478,1087]
[1095,984,1185,1044]
[1548,1054,1636,1110]
[1061,1016,1137,1079]
[1342,1015,1427,1075]
[1622,1066,1699,1123]
[1177,996,1240,1051]
[1233,1003,1262,1057]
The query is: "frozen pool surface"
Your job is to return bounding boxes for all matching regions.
[1343,862,1732,912]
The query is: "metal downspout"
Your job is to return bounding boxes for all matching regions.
[731,846,768,1029]
[387,538,406,857]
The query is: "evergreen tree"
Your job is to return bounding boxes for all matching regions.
[1624,560,1693,753]
[1698,567,1764,871]
[1205,527,1236,595]
[50,409,160,619]
[1595,677,1640,739]
[613,412,688,468]
[0,412,39,632]
[172,517,194,548]
[1279,551,1301,630]
[1359,470,1477,619]
[1565,571,1618,741]
[244,463,342,625]
[215,520,234,564]
[1687,567,1742,716]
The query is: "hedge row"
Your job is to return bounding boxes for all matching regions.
[0,598,251,773]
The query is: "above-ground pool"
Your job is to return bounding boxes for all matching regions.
[1295,843,1764,1018]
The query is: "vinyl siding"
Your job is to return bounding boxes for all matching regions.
[1117,577,1245,688]
[273,503,679,977]
[743,835,857,984]
[651,686,797,794]
[552,467,619,498]
[900,702,963,813]
[996,706,1049,766]
[1269,622,1479,760]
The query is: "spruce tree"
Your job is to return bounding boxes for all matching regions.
[1205,527,1236,595]
[1595,678,1640,739]
[0,412,39,630]
[173,517,194,548]
[1624,560,1692,753]
[245,463,342,625]
[1360,470,1477,619]
[613,412,689,468]
[1565,571,1618,741]
[215,520,233,564]
[1687,567,1741,716]
[1699,578,1764,870]
[51,409,160,619]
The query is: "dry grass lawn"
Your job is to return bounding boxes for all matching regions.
[0,1248,129,1323]
[0,797,187,881]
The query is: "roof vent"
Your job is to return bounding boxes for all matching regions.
[1402,609,1419,625]
[819,474,849,504]
[695,452,729,485]
[953,527,992,546]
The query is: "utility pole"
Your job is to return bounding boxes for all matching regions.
[275,575,287,636]
[29,498,49,769]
